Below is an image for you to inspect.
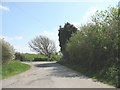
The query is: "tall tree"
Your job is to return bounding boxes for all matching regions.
[28,35,56,59]
[58,22,78,55]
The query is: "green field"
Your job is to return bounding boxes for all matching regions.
[24,53,62,61]
[1,60,31,79]
[24,53,47,61]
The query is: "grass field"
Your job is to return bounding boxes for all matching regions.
[1,60,31,79]
[24,53,47,61]
[24,53,62,61]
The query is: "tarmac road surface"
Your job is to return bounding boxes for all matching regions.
[2,61,115,88]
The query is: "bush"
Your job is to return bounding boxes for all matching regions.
[63,7,119,86]
[0,39,15,64]
[15,52,25,61]
[50,55,62,61]
[66,7,119,70]
[33,57,48,61]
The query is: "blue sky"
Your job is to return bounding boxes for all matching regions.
[0,1,119,53]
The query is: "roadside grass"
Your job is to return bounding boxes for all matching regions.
[58,61,117,87]
[1,60,31,79]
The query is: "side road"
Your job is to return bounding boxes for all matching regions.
[2,61,115,88]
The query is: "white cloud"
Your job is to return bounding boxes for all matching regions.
[1,35,35,53]
[1,35,23,42]
[15,36,23,40]
[1,34,59,53]
[80,6,109,25]
[0,5,10,11]
[71,22,81,28]
[14,44,35,54]
[66,8,100,28]
[118,1,120,7]
[80,7,98,24]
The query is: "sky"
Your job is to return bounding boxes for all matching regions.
[0,0,119,53]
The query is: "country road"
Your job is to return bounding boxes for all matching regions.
[2,61,115,88]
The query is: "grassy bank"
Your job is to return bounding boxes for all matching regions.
[1,60,31,79]
[58,61,117,87]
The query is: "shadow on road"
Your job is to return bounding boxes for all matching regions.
[34,62,58,68]
[34,62,88,79]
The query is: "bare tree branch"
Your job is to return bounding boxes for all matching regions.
[28,35,56,59]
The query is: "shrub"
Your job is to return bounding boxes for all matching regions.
[1,39,15,64]
[66,7,118,67]
[64,7,119,86]
[15,52,25,61]
[33,57,48,61]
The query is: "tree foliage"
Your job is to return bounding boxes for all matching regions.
[28,35,56,59]
[65,6,119,86]
[0,39,15,64]
[15,52,25,61]
[58,22,78,53]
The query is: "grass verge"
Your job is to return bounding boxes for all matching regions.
[58,61,117,87]
[1,60,31,79]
